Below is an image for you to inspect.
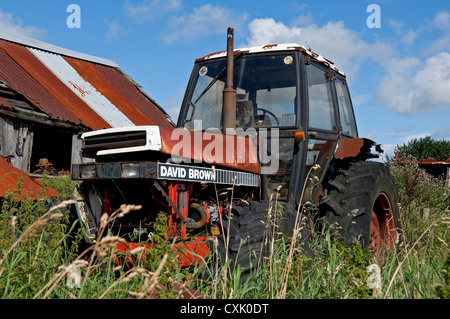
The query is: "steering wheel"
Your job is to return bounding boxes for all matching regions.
[255,108,279,126]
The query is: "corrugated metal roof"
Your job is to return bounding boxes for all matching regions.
[0,156,58,199]
[29,47,135,128]
[0,32,174,130]
[0,95,14,109]
[0,40,105,128]
[64,56,170,127]
[0,30,118,67]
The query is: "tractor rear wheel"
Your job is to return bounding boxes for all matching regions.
[319,161,402,262]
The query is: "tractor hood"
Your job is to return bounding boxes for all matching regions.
[81,125,260,174]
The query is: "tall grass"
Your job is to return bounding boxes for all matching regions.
[0,159,448,299]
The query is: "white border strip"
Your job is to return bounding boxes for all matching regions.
[29,47,135,128]
[0,30,118,67]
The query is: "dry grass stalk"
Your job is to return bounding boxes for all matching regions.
[34,258,89,299]
[212,236,220,298]
[99,267,152,299]
[384,217,444,298]
[77,204,141,297]
[278,164,320,299]
[137,253,169,299]
[220,184,235,298]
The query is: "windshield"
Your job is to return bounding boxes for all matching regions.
[182,54,298,131]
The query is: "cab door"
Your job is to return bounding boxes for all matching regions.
[300,61,339,204]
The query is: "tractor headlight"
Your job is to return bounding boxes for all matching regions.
[121,163,139,178]
[80,165,97,179]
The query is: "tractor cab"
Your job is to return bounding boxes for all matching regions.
[177,42,358,205]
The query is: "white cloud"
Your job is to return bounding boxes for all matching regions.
[244,18,391,80]
[291,14,314,27]
[433,11,450,30]
[162,4,248,45]
[388,19,419,47]
[105,22,119,41]
[429,12,450,53]
[376,52,450,115]
[432,124,450,140]
[0,8,46,39]
[401,133,432,144]
[245,18,302,46]
[124,0,182,23]
[379,144,397,160]
[104,22,130,42]
[430,34,450,53]
[401,29,419,47]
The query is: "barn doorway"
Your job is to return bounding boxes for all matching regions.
[30,126,73,175]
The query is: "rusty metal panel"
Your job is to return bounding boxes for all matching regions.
[0,41,80,122]
[159,127,261,174]
[29,47,135,128]
[334,138,376,160]
[63,56,172,128]
[0,96,13,109]
[78,60,174,128]
[0,40,110,129]
[0,155,58,199]
[0,37,173,130]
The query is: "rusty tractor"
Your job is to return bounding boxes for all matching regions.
[71,28,401,280]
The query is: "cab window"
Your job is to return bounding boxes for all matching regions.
[335,79,357,137]
[307,64,336,131]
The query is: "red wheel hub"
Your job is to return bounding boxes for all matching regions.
[370,192,396,258]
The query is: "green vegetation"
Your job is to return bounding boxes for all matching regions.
[0,159,448,299]
[394,136,450,161]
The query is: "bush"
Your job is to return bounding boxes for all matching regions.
[388,159,448,253]
[394,136,450,161]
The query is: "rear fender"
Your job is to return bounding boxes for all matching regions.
[334,138,383,161]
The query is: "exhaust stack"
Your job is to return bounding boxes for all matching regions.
[222,27,236,135]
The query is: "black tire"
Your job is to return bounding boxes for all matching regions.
[215,200,270,283]
[318,161,402,259]
[207,200,311,284]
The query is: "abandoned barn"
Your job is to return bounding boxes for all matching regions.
[0,31,174,180]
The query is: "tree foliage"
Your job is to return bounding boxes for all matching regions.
[395,136,450,161]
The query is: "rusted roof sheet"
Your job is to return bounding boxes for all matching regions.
[30,47,135,128]
[0,156,58,199]
[64,56,171,127]
[0,40,108,129]
[0,33,174,130]
[0,95,14,109]
[416,159,450,165]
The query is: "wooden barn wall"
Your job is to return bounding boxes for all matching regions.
[0,116,33,173]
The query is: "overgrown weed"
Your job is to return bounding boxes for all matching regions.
[0,159,448,299]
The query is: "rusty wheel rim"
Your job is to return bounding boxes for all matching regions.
[370,192,396,260]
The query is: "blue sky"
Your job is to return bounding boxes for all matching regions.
[0,0,449,159]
